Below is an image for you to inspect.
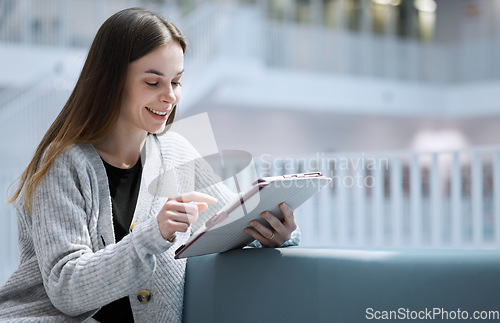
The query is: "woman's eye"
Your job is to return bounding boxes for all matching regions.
[145,81,158,87]
[172,81,182,87]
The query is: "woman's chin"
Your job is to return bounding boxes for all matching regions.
[150,122,166,134]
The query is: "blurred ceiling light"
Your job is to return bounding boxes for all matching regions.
[414,0,437,13]
[372,0,401,5]
[411,129,468,153]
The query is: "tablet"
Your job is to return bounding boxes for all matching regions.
[174,172,331,259]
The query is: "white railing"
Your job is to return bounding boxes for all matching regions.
[0,0,230,67]
[177,2,231,72]
[0,0,172,47]
[262,22,500,83]
[2,0,500,84]
[243,147,500,249]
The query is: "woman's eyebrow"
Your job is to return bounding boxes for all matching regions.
[145,69,164,77]
[144,69,184,76]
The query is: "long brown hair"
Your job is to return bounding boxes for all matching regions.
[9,8,186,213]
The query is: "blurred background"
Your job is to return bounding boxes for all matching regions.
[1,0,500,284]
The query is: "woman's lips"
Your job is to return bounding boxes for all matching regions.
[145,106,171,121]
[146,106,168,116]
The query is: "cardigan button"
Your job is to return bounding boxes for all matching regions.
[137,289,151,303]
[129,222,140,232]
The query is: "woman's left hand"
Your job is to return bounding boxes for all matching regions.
[244,202,297,248]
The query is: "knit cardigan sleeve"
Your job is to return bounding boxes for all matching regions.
[30,147,173,316]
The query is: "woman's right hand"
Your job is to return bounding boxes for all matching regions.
[157,191,218,241]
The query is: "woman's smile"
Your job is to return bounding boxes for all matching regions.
[145,106,170,120]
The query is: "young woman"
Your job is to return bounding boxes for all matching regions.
[0,7,299,322]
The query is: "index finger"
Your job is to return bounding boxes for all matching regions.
[170,191,218,205]
[279,203,296,226]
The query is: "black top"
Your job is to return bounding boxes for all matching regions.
[93,157,142,322]
[103,157,143,242]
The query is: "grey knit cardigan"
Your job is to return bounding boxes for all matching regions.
[0,132,300,322]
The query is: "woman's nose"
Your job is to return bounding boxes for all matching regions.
[160,85,176,104]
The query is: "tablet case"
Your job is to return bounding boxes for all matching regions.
[174,172,331,259]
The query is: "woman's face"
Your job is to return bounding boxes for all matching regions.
[120,42,184,135]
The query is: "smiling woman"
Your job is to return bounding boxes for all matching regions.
[8,7,186,206]
[0,6,300,323]
[95,42,185,168]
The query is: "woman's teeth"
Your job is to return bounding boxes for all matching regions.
[146,107,167,116]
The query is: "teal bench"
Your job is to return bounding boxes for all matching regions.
[183,247,500,322]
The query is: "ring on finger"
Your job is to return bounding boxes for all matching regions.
[267,231,275,240]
